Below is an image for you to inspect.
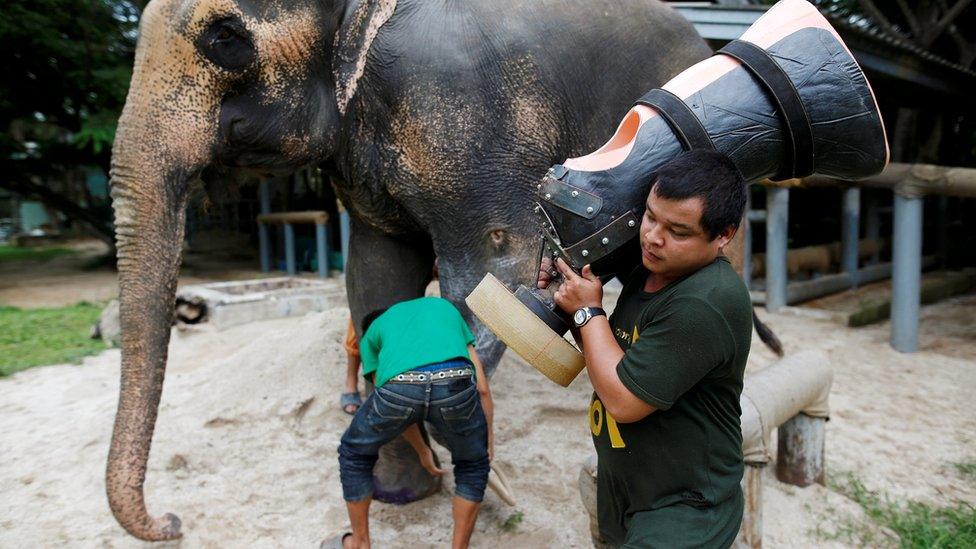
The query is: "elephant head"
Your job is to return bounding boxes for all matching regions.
[107,0,390,539]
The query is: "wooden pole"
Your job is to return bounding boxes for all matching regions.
[733,464,764,549]
[775,413,826,487]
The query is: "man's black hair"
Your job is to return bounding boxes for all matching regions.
[650,150,747,240]
[361,308,389,335]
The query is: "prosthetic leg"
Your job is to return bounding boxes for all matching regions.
[467,0,889,386]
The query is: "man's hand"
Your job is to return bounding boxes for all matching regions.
[553,258,603,313]
[537,255,555,289]
[404,423,447,476]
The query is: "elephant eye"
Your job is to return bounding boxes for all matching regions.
[197,16,255,71]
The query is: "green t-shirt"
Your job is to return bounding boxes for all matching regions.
[592,257,752,547]
[360,297,476,388]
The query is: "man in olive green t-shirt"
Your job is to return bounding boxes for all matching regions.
[544,150,753,547]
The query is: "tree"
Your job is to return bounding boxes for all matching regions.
[0,0,141,249]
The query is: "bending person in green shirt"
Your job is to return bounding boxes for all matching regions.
[334,297,493,549]
[541,150,753,547]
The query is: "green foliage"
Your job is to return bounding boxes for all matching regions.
[0,0,140,240]
[0,302,106,376]
[501,510,524,532]
[954,460,976,481]
[829,471,976,548]
[0,245,76,262]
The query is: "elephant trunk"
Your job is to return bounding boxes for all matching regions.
[105,9,220,532]
[105,161,189,541]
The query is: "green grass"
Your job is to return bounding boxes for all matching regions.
[501,510,524,532]
[954,460,976,482]
[0,302,106,376]
[829,471,976,548]
[0,245,76,263]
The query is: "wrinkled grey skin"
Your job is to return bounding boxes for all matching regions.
[108,0,709,540]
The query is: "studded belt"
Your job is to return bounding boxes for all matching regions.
[390,367,474,384]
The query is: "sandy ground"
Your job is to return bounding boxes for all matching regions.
[1,264,974,547]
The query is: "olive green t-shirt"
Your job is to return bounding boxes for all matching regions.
[360,297,476,388]
[592,257,752,547]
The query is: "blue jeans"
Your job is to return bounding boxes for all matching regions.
[338,365,490,503]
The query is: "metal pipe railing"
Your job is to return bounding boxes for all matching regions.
[753,162,975,353]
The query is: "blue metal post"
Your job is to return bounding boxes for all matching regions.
[743,190,752,290]
[258,180,272,272]
[937,195,948,267]
[865,193,881,265]
[891,194,923,353]
[766,187,789,311]
[340,209,351,272]
[841,187,861,284]
[284,223,296,276]
[315,222,329,278]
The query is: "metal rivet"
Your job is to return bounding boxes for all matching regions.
[551,270,558,277]
[581,250,589,257]
[551,251,558,258]
[601,237,609,245]
[628,220,636,227]
[586,206,594,214]
[537,184,542,190]
[545,193,552,200]
[571,190,579,197]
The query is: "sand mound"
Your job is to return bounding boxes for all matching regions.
[1,292,974,547]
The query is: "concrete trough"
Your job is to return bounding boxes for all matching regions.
[175,277,346,330]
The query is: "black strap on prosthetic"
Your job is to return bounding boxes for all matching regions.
[635,88,714,152]
[718,39,814,180]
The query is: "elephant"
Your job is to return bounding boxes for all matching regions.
[108,0,716,540]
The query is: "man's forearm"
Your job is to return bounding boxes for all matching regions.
[578,317,655,423]
[402,423,429,455]
[578,317,625,399]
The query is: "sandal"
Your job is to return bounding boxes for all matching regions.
[320,532,352,549]
[340,392,362,415]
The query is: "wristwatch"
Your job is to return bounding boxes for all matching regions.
[573,307,606,328]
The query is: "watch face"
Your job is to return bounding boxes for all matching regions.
[574,309,587,326]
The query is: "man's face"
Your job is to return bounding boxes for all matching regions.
[639,186,734,280]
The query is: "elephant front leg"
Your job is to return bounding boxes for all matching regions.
[345,216,440,504]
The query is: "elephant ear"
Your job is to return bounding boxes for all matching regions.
[333,0,397,116]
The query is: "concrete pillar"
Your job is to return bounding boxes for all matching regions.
[841,187,860,283]
[765,188,789,312]
[891,194,923,353]
[743,191,752,290]
[258,180,272,273]
[865,193,881,265]
[284,222,296,276]
[340,209,351,272]
[316,222,329,278]
[775,413,826,487]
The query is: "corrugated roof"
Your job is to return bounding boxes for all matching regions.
[670,2,976,102]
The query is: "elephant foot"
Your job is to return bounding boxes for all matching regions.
[372,437,442,504]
